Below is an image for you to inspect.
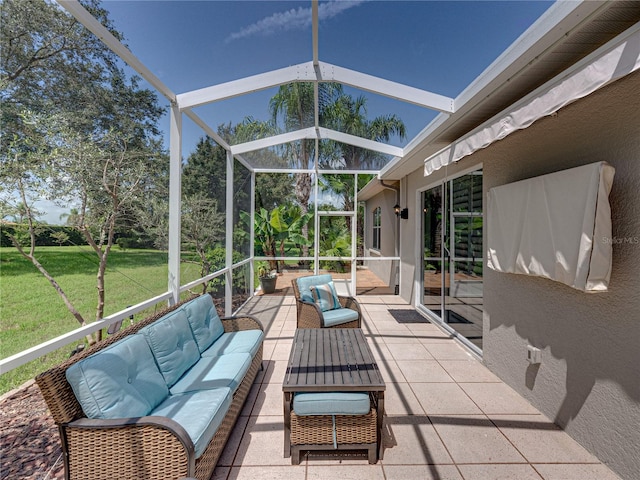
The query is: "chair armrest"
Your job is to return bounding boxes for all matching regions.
[221,315,264,332]
[338,296,362,326]
[296,298,324,328]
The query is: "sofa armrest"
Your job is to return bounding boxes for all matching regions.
[221,315,263,332]
[61,416,196,479]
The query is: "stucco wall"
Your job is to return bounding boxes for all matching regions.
[363,188,399,287]
[473,71,639,479]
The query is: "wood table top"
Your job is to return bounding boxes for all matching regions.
[283,328,385,392]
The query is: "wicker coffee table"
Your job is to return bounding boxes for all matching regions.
[283,328,385,464]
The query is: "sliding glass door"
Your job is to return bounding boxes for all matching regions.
[420,169,484,351]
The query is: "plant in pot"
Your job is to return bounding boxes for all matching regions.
[257,265,277,294]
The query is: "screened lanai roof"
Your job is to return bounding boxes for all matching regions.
[62,0,640,175]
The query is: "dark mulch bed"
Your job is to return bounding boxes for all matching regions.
[0,381,63,480]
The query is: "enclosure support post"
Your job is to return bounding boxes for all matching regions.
[225,150,234,316]
[168,104,182,305]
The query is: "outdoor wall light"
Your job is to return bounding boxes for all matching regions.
[394,204,409,219]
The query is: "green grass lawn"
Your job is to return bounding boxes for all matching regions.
[0,246,206,395]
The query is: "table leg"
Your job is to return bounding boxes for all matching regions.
[283,392,292,458]
[376,391,385,460]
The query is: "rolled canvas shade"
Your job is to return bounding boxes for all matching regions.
[487,161,615,292]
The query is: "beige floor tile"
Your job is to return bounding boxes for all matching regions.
[227,465,306,480]
[306,464,385,479]
[366,341,390,360]
[212,466,230,480]
[430,414,526,464]
[457,464,543,479]
[261,340,277,361]
[271,341,294,360]
[412,383,481,414]
[396,360,454,383]
[438,359,501,383]
[240,383,260,416]
[262,359,289,385]
[233,415,290,466]
[489,414,600,463]
[384,383,425,415]
[218,416,249,466]
[251,381,285,416]
[383,465,463,480]
[533,463,621,480]
[459,383,540,415]
[386,342,434,360]
[423,343,475,360]
[381,415,453,465]
[375,358,407,383]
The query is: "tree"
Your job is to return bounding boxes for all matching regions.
[269,82,342,263]
[1,0,164,341]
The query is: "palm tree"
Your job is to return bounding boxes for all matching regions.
[320,93,406,231]
[269,82,342,264]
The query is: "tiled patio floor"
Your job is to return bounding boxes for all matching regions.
[213,294,621,480]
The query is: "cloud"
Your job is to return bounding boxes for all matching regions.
[226,1,365,43]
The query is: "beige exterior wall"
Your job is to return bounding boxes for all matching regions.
[387,70,639,479]
[363,188,398,287]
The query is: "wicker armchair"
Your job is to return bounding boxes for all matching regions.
[291,274,361,328]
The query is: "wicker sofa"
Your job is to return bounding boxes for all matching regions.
[36,294,263,480]
[291,274,361,328]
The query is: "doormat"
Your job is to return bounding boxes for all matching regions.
[388,309,429,323]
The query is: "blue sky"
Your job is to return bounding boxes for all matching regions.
[103,0,553,151]
[38,0,554,224]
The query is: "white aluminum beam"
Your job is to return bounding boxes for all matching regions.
[167,105,182,305]
[230,127,316,155]
[57,1,176,103]
[225,150,234,317]
[318,128,404,158]
[317,62,455,113]
[177,62,317,109]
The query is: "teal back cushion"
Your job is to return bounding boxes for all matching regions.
[296,274,334,303]
[140,308,201,387]
[184,294,224,353]
[65,334,168,419]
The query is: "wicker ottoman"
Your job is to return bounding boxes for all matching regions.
[289,392,378,464]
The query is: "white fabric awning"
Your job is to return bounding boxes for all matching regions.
[424,23,640,176]
[486,162,615,292]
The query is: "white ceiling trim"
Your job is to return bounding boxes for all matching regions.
[318,128,404,158]
[228,126,403,158]
[424,22,640,176]
[230,128,316,155]
[176,59,455,113]
[177,63,317,110]
[317,62,454,113]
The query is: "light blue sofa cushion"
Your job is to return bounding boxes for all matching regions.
[169,352,253,395]
[296,274,334,303]
[140,308,200,388]
[293,392,370,416]
[183,294,225,353]
[322,307,359,327]
[201,330,264,358]
[151,387,232,458]
[310,281,340,312]
[66,334,168,419]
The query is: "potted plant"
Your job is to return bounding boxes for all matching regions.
[257,264,277,294]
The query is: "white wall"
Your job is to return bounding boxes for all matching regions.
[399,70,639,479]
